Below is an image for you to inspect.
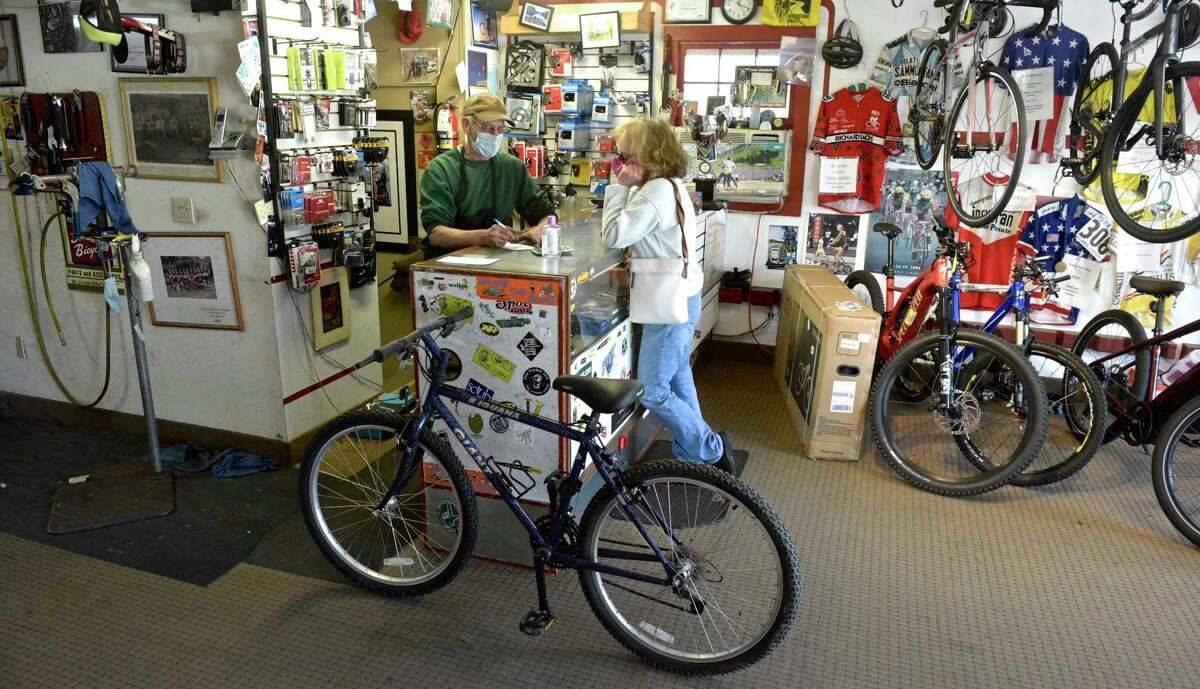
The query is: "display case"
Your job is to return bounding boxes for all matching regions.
[410,204,724,563]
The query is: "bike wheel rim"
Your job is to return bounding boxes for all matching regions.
[1163,408,1200,536]
[1026,349,1095,476]
[943,68,1025,225]
[307,425,464,586]
[584,476,784,663]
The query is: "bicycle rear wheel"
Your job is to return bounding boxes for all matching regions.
[1100,61,1200,243]
[943,63,1027,228]
[300,409,478,597]
[1069,43,1120,186]
[1071,309,1151,404]
[577,460,801,675]
[869,330,1048,496]
[1012,342,1108,487]
[1153,397,1200,547]
[912,39,948,170]
[845,270,883,314]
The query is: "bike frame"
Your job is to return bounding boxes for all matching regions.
[384,329,679,587]
[1106,0,1189,159]
[877,249,959,361]
[1090,313,1200,441]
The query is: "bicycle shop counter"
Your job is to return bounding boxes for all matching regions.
[410,203,725,563]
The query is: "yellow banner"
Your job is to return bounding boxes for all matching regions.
[761,0,820,27]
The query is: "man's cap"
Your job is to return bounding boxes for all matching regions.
[462,93,513,126]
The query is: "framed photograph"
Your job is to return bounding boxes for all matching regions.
[119,77,222,183]
[804,213,861,276]
[142,232,243,330]
[519,2,553,32]
[311,267,351,350]
[467,49,488,88]
[665,0,711,24]
[580,11,620,49]
[399,47,439,85]
[0,15,25,86]
[111,14,163,74]
[470,3,497,48]
[426,0,454,29]
[372,110,419,248]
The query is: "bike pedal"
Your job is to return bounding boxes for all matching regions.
[518,609,555,636]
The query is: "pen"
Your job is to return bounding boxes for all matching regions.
[498,218,534,242]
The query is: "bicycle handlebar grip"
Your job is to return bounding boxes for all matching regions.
[932,0,955,7]
[446,306,474,324]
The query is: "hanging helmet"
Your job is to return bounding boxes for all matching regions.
[78,0,125,46]
[821,19,862,69]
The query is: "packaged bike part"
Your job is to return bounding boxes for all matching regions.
[774,265,881,461]
[288,241,321,291]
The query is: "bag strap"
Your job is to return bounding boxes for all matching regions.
[671,180,690,279]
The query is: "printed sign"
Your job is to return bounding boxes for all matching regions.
[1012,67,1054,122]
[819,157,857,194]
[473,344,517,383]
[523,367,551,395]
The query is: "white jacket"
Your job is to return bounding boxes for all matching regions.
[601,177,703,296]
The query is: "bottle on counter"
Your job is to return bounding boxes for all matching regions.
[541,214,561,257]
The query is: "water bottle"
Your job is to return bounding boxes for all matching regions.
[541,214,560,257]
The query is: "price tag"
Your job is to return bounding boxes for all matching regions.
[1011,67,1054,122]
[1057,254,1104,310]
[819,157,857,194]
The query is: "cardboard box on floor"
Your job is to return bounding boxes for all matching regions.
[774,265,880,461]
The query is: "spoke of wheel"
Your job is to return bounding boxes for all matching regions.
[694,575,753,641]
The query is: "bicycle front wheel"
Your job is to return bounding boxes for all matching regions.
[300,409,478,597]
[869,330,1048,496]
[912,39,949,170]
[1100,61,1200,243]
[943,63,1027,228]
[1071,308,1151,403]
[577,460,801,675]
[1069,43,1120,186]
[1153,397,1200,547]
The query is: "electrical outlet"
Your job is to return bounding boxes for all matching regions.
[15,336,27,359]
[171,197,195,224]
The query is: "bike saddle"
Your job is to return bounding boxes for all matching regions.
[1129,275,1185,298]
[553,376,643,414]
[873,223,901,239]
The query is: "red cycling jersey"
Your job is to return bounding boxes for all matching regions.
[810,86,903,214]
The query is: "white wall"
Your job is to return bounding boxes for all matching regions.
[716,0,1200,345]
[0,4,288,439]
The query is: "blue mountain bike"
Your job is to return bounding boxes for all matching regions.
[299,308,800,675]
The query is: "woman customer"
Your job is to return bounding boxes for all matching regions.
[600,117,735,473]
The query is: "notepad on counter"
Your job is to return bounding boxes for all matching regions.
[503,242,536,251]
[436,256,499,266]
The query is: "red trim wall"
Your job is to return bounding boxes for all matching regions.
[667,0,835,216]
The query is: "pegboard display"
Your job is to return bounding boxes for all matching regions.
[504,32,654,193]
[244,0,380,273]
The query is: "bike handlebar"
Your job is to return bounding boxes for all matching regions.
[1018,0,1057,38]
[361,306,474,366]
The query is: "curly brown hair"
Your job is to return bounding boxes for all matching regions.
[614,117,688,181]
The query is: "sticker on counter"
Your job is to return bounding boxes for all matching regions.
[465,378,495,400]
[489,414,509,433]
[497,299,532,314]
[479,322,500,336]
[444,349,463,381]
[437,500,460,530]
[523,398,545,416]
[836,300,864,312]
[468,413,485,435]
[497,317,530,328]
[473,344,517,384]
[523,367,551,395]
[418,295,429,313]
[576,270,590,284]
[830,380,856,413]
[477,276,561,305]
[437,294,474,321]
[517,332,544,361]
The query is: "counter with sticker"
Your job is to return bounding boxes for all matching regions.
[410,202,725,564]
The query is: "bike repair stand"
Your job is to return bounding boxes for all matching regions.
[47,233,175,534]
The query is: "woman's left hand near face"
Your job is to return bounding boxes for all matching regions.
[615,161,644,187]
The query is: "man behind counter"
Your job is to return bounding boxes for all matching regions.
[419,94,555,259]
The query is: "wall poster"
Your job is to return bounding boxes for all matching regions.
[805,213,860,276]
[864,164,948,278]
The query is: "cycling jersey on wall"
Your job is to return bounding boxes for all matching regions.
[810,86,903,214]
[869,29,941,136]
[1000,23,1089,161]
[1018,195,1112,325]
[944,173,1037,310]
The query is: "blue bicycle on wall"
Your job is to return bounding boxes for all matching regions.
[298,307,800,675]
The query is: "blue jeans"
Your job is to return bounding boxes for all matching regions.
[637,294,723,463]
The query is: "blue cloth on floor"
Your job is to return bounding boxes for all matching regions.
[158,444,218,473]
[211,450,279,478]
[75,162,136,235]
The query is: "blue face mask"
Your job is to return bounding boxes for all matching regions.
[474,131,504,159]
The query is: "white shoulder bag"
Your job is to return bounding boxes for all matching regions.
[628,180,702,325]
